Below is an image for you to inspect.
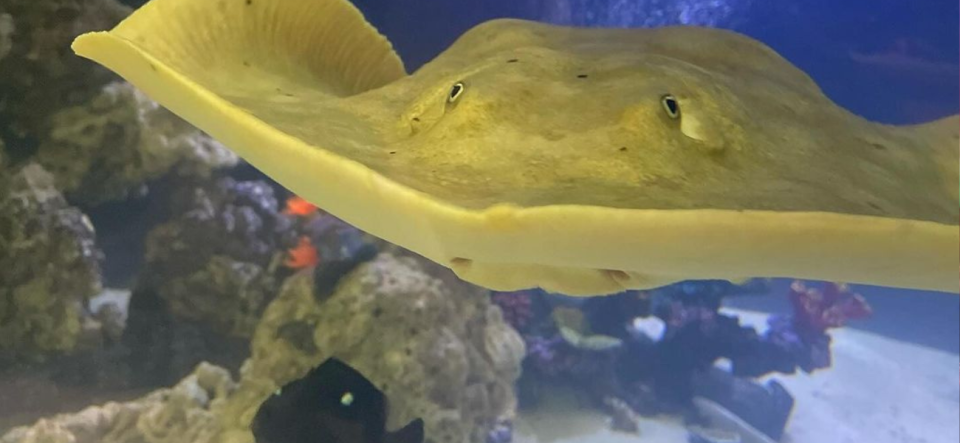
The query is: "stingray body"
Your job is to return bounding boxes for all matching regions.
[72,0,959,296]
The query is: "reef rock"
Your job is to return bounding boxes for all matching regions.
[2,252,525,443]
[692,367,794,441]
[0,0,128,149]
[35,82,238,205]
[224,252,526,443]
[0,163,103,363]
[0,12,12,62]
[0,362,236,443]
[136,177,292,338]
[121,177,294,386]
[0,0,236,205]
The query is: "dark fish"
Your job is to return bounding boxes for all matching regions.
[252,358,424,443]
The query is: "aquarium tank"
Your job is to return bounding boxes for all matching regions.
[0,0,957,443]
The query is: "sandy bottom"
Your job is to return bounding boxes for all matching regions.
[514,309,960,443]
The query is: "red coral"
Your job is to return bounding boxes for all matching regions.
[789,281,872,335]
[284,236,320,269]
[282,195,318,217]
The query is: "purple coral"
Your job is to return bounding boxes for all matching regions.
[491,291,535,332]
[733,281,873,376]
[523,335,612,380]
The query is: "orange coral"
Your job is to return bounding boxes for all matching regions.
[283,195,318,217]
[285,236,320,269]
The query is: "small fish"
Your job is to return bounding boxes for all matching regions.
[558,326,623,351]
[285,236,320,269]
[283,195,319,217]
[252,358,425,443]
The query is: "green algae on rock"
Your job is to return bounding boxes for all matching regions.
[35,82,238,205]
[236,253,524,443]
[0,252,524,443]
[0,164,102,363]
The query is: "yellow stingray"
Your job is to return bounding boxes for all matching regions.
[72,0,959,296]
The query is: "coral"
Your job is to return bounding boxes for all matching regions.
[20,250,522,443]
[518,279,864,439]
[227,252,525,443]
[137,177,294,338]
[583,280,770,338]
[0,0,128,153]
[788,281,872,336]
[120,177,293,386]
[35,82,238,205]
[0,362,236,443]
[518,330,624,422]
[0,163,103,363]
[491,291,534,332]
[0,0,235,205]
[0,12,12,62]
[123,178,382,387]
[732,282,873,377]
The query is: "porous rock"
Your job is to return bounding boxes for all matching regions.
[0,362,235,443]
[2,252,526,443]
[0,163,103,363]
[34,82,238,205]
[0,0,128,147]
[0,0,236,205]
[224,252,526,443]
[135,177,293,337]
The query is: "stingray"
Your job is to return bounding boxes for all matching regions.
[72,0,959,296]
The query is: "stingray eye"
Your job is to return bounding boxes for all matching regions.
[340,392,354,406]
[448,82,465,103]
[273,389,282,396]
[660,94,680,119]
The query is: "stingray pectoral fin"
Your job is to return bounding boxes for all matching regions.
[71,0,409,225]
[71,0,959,296]
[448,258,678,295]
[911,115,960,203]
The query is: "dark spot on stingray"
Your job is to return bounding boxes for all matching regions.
[619,146,628,152]
[577,74,589,79]
[409,328,418,336]
[870,142,887,151]
[312,243,379,301]
[389,151,397,155]
[507,58,519,63]
[245,0,253,5]
[149,63,157,72]
[412,117,420,122]
[243,60,251,67]
[276,321,318,353]
[867,201,883,211]
[405,348,412,356]
[283,93,295,97]
[372,307,383,318]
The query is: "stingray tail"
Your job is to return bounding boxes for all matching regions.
[910,115,959,205]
